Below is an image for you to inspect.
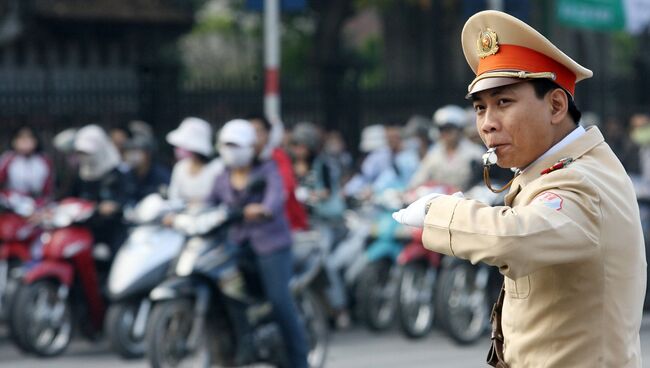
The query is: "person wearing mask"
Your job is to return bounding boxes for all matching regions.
[166,117,223,207]
[209,119,308,368]
[0,126,54,203]
[323,130,354,183]
[68,125,136,255]
[248,114,309,231]
[290,122,346,221]
[408,105,484,191]
[123,132,171,202]
[289,122,352,328]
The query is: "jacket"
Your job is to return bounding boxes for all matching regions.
[422,127,646,367]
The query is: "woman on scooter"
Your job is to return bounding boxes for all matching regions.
[0,126,54,204]
[289,122,351,329]
[209,119,309,368]
[165,117,223,208]
[68,124,136,255]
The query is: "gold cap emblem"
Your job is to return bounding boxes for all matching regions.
[477,28,499,58]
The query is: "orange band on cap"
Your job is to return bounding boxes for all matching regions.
[477,45,576,95]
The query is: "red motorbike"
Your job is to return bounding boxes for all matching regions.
[0,191,41,321]
[9,198,105,357]
[395,183,457,339]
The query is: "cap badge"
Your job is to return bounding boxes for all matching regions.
[477,28,499,58]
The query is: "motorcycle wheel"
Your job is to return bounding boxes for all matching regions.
[356,259,398,332]
[106,300,147,359]
[397,263,436,339]
[296,289,329,368]
[437,261,490,345]
[146,299,211,368]
[12,279,73,357]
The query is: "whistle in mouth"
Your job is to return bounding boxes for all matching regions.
[483,147,498,166]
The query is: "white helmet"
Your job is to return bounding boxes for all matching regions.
[359,124,387,152]
[433,105,467,129]
[217,119,257,168]
[166,117,214,157]
[217,119,256,147]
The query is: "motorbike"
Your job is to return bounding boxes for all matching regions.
[0,190,41,321]
[145,204,329,368]
[105,194,185,359]
[394,183,456,339]
[8,197,103,357]
[434,183,504,345]
[355,188,410,332]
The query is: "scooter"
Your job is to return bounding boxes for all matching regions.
[8,197,103,357]
[105,194,185,359]
[0,190,41,321]
[395,183,457,339]
[355,188,411,332]
[146,204,329,368]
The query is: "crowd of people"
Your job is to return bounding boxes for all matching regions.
[1,107,649,366]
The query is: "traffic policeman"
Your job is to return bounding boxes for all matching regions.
[393,10,646,368]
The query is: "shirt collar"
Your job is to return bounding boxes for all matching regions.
[519,125,586,173]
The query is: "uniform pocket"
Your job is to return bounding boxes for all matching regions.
[505,275,531,299]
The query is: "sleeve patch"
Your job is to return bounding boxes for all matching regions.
[532,191,563,211]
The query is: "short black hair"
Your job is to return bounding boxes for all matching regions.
[529,79,581,124]
[245,113,272,132]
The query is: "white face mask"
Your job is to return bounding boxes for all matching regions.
[218,144,255,168]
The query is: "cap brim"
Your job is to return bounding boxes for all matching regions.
[465,77,527,98]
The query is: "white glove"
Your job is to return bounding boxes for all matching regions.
[392,192,464,228]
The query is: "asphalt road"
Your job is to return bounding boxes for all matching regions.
[2,315,650,368]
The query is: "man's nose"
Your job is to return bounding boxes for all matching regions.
[479,108,499,133]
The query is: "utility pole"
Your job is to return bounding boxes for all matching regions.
[264,0,281,124]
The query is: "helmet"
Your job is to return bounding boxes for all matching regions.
[166,117,214,157]
[433,105,467,129]
[359,124,387,152]
[217,119,257,168]
[291,122,321,152]
[217,119,256,147]
[53,128,78,153]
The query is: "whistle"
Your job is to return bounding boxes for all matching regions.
[483,147,498,166]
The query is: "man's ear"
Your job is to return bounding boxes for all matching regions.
[549,88,569,125]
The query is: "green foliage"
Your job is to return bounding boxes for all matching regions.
[282,16,316,86]
[357,36,385,88]
[610,32,638,77]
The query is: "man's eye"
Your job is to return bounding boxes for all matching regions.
[474,105,485,112]
[497,99,511,106]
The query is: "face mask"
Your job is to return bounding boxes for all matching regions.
[174,147,194,161]
[219,145,255,168]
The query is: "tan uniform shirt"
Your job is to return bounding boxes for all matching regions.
[422,127,646,367]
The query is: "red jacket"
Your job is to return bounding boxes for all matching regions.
[272,148,309,230]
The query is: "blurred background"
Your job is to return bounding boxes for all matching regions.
[0,0,648,152]
[1,1,650,367]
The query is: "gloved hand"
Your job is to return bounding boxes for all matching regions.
[392,192,464,228]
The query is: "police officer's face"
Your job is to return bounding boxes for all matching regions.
[472,82,554,169]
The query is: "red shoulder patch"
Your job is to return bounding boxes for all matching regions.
[532,191,563,211]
